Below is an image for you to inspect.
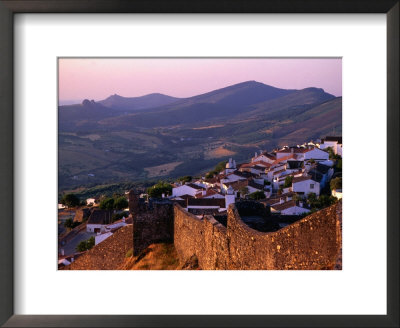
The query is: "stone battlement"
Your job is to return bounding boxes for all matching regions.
[129,190,342,269]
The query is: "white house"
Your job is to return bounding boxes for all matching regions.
[184,198,228,214]
[247,180,265,194]
[276,147,329,161]
[320,136,342,156]
[225,158,237,174]
[172,183,204,197]
[332,189,343,199]
[86,198,97,205]
[303,148,330,161]
[239,163,266,175]
[221,179,249,196]
[195,189,225,199]
[292,175,320,196]
[271,200,310,215]
[86,209,113,233]
[220,172,247,186]
[224,186,236,208]
[275,147,306,160]
[251,151,276,164]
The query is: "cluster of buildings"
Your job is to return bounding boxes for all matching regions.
[58,207,131,268]
[58,136,342,267]
[170,136,342,216]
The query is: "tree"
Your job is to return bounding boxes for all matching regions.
[330,177,342,191]
[318,194,337,208]
[205,161,228,179]
[335,159,342,171]
[99,197,114,210]
[205,172,214,179]
[283,176,293,188]
[307,192,318,208]
[64,218,75,229]
[112,211,129,222]
[238,186,249,197]
[114,197,128,210]
[76,236,95,252]
[215,161,228,173]
[292,193,303,202]
[60,193,80,208]
[147,181,172,198]
[307,192,337,210]
[324,146,342,160]
[248,191,266,200]
[177,176,192,183]
[278,185,284,195]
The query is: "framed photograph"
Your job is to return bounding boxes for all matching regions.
[0,1,398,327]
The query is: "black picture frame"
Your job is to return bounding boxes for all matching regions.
[0,1,398,327]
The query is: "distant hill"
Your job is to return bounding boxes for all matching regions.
[58,99,123,131]
[98,93,180,111]
[58,81,341,191]
[97,83,335,130]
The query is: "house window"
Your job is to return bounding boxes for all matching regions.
[310,184,314,189]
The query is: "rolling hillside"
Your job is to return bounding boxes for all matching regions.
[58,81,341,191]
[98,93,180,111]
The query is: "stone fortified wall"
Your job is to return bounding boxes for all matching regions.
[174,201,342,270]
[129,191,174,256]
[129,190,342,269]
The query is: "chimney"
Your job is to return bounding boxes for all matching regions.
[255,152,257,158]
[280,198,284,204]
[60,249,65,256]
[71,257,74,263]
[299,201,303,208]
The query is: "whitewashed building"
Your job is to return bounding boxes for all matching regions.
[332,189,343,199]
[172,183,204,197]
[292,175,320,196]
[271,200,310,215]
[320,136,342,156]
[225,158,237,174]
[86,209,113,233]
[251,151,276,164]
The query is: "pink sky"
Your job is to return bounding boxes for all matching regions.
[58,58,342,102]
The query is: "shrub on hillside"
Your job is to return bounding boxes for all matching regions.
[283,176,293,188]
[60,193,80,208]
[330,177,342,190]
[99,197,114,210]
[76,236,95,252]
[248,191,266,200]
[147,181,172,198]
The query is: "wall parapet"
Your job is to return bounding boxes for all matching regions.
[173,201,342,270]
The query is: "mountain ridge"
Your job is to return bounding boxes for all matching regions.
[58,81,341,190]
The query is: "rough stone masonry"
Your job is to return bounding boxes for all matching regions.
[129,190,342,270]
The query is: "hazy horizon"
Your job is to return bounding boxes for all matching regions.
[59,58,342,103]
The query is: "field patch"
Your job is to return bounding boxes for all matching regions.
[204,146,236,160]
[144,161,183,178]
[192,124,225,130]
